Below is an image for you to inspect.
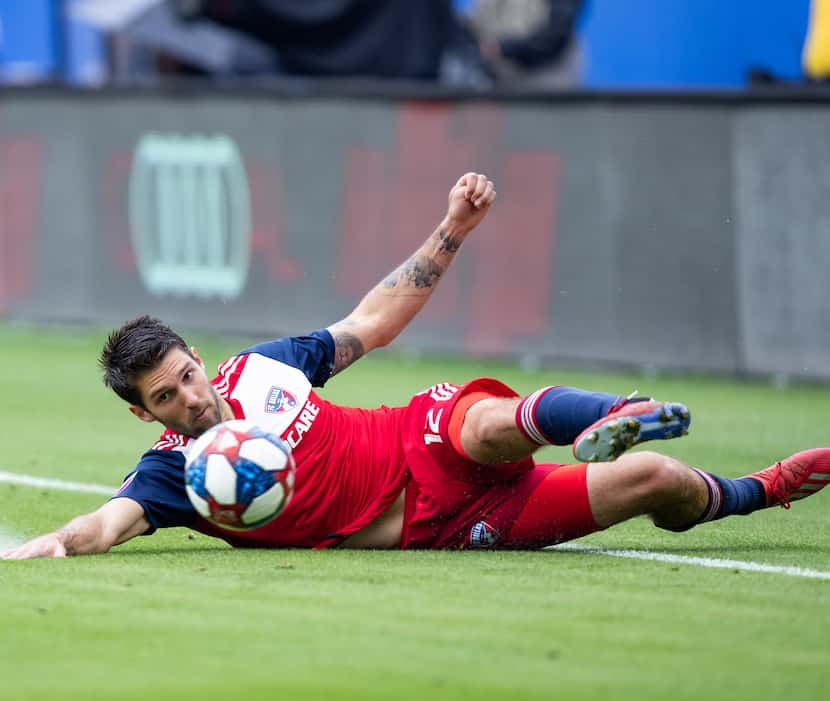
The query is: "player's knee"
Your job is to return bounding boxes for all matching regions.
[459,398,520,464]
[463,404,504,453]
[620,451,688,501]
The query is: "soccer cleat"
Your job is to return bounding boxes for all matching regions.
[743,448,830,509]
[572,399,691,462]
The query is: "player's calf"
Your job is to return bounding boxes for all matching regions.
[586,452,708,528]
[655,448,830,533]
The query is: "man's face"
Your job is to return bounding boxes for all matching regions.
[129,347,225,437]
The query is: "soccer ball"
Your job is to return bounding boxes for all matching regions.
[184,419,295,530]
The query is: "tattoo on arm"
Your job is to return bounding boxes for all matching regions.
[436,228,462,254]
[383,255,444,291]
[331,331,366,376]
[402,255,443,288]
[381,228,458,290]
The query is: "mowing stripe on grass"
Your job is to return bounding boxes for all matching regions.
[0,470,115,495]
[2,470,829,579]
[555,544,830,580]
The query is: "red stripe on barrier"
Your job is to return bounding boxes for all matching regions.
[0,138,43,313]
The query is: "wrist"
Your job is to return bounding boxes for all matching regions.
[56,526,79,553]
[439,217,472,241]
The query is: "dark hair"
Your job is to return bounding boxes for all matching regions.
[99,315,190,408]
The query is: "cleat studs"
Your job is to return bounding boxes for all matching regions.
[626,420,638,430]
[588,432,599,443]
[681,411,690,420]
[606,421,619,432]
[588,454,599,462]
[681,428,689,436]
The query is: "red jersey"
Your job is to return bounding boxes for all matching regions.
[114,330,408,548]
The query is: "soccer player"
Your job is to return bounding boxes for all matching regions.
[3,173,829,559]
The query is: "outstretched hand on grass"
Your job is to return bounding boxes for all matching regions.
[1,532,67,560]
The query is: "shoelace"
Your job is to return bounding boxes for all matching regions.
[607,390,641,415]
[768,462,791,509]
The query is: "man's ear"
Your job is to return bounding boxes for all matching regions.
[190,346,205,368]
[129,405,156,423]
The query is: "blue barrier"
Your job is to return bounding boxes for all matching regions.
[0,0,60,83]
[581,0,811,87]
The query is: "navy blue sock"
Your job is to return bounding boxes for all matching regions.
[694,470,767,521]
[516,386,624,445]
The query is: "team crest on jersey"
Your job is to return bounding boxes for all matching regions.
[469,520,500,548]
[265,386,298,414]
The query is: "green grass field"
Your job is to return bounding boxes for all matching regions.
[0,322,828,701]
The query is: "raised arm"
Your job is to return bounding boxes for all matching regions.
[0,498,149,560]
[326,172,496,375]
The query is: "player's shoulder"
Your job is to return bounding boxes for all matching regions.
[234,328,335,388]
[241,328,332,355]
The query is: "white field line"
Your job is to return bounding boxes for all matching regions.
[0,471,115,495]
[0,526,24,550]
[555,544,830,581]
[1,470,829,579]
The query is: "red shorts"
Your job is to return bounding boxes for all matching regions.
[400,379,601,549]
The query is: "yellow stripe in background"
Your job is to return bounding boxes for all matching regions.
[804,0,830,77]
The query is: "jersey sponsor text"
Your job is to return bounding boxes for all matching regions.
[284,399,320,449]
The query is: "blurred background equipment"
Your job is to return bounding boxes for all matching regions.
[461,0,586,88]
[172,0,458,80]
[0,0,820,86]
[71,0,278,81]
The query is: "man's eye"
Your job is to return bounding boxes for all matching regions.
[184,370,192,380]
[158,393,169,403]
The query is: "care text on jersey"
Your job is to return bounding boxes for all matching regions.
[283,399,320,449]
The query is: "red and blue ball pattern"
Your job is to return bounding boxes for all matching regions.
[184,420,295,531]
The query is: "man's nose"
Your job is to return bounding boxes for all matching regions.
[183,388,201,408]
